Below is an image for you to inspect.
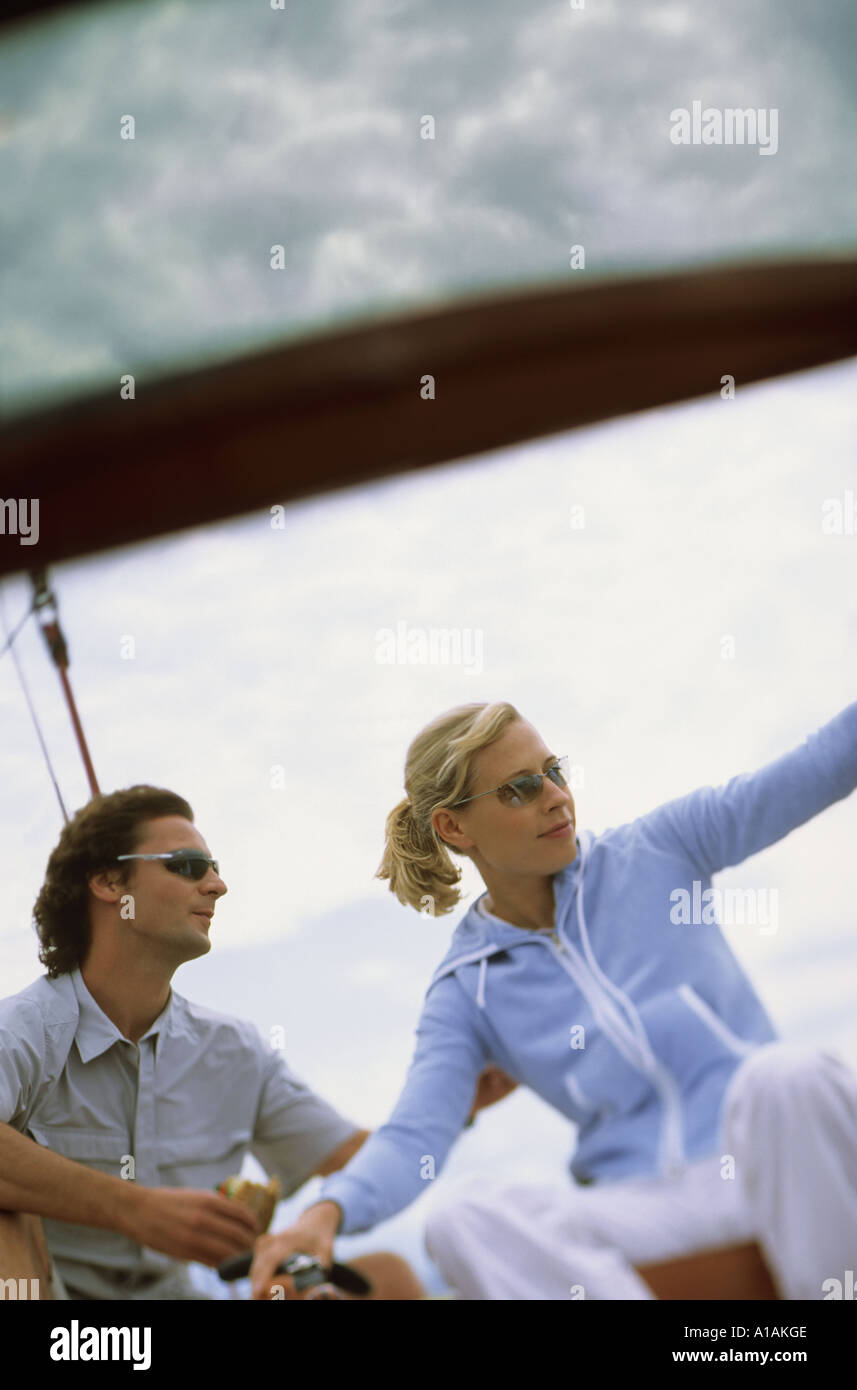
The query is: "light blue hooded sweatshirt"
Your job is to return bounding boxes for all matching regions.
[319,702,857,1234]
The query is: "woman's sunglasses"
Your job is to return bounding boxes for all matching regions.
[116,850,220,881]
[451,756,571,809]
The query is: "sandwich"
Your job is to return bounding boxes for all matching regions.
[216,1175,281,1233]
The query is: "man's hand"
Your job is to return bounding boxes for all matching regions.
[121,1187,261,1267]
[468,1065,518,1121]
[0,1122,259,1267]
[250,1201,341,1301]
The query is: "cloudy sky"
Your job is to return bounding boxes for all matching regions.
[2,0,857,413]
[1,0,856,1292]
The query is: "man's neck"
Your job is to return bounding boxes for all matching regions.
[80,955,174,1044]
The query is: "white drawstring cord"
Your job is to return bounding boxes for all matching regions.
[476,956,488,1008]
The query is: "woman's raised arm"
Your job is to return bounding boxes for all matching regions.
[634,699,857,877]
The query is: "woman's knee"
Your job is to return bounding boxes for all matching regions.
[723,1043,852,1134]
[734,1042,840,1090]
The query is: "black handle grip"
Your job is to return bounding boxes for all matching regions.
[217,1250,371,1296]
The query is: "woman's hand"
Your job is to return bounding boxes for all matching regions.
[249,1201,341,1300]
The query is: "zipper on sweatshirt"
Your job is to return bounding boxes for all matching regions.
[468,866,686,1175]
[569,841,686,1177]
[538,930,686,1178]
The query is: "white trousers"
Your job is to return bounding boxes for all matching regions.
[423,1043,857,1300]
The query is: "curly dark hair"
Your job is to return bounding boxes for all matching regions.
[33,785,194,978]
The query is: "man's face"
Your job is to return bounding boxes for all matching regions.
[104,815,227,964]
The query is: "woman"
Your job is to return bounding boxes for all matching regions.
[251,700,857,1300]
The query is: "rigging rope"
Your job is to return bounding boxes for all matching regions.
[0,597,35,659]
[0,585,69,823]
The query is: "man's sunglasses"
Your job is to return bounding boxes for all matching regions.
[116,850,220,881]
[451,756,571,809]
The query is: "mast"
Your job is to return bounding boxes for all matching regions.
[29,568,100,798]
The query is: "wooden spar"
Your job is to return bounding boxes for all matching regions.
[0,0,120,29]
[1,256,856,579]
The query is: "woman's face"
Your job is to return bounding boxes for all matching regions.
[434,719,577,879]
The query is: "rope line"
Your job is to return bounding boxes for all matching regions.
[0,597,35,659]
[0,585,69,823]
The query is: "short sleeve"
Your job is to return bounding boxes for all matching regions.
[0,1004,47,1129]
[249,1049,360,1196]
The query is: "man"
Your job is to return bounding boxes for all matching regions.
[0,785,510,1299]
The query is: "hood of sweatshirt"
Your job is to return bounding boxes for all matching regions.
[427,828,592,998]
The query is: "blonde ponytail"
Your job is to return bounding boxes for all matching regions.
[376,702,521,916]
[377,796,463,917]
